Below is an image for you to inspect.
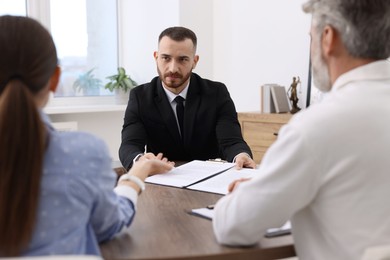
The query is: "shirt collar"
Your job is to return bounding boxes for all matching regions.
[332,60,390,92]
[162,81,190,103]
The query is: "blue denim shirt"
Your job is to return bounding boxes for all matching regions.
[22,113,135,256]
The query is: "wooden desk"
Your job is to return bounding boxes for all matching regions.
[100,184,295,260]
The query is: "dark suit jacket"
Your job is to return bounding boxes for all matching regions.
[119,73,252,169]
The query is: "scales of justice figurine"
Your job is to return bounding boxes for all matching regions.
[287,76,301,114]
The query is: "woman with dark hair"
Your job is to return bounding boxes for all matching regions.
[0,15,173,257]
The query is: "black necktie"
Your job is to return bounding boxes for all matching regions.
[174,96,185,137]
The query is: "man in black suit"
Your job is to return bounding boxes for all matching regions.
[119,26,255,170]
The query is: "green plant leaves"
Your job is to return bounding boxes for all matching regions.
[104,67,137,93]
[73,68,103,92]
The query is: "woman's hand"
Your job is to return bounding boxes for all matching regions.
[130,154,174,181]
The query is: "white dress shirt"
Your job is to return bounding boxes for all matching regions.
[161,82,189,133]
[213,60,390,260]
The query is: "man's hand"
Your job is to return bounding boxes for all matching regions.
[227,177,251,193]
[234,152,256,169]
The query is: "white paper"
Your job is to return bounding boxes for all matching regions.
[190,207,214,220]
[187,168,260,195]
[145,160,235,188]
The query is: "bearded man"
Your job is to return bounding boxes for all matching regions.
[119,26,255,170]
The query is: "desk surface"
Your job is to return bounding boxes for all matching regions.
[100,183,295,260]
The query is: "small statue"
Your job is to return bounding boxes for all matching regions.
[287,76,301,114]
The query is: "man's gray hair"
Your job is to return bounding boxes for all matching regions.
[303,0,390,59]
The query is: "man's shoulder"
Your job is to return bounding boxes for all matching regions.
[192,73,225,87]
[132,76,160,93]
[191,73,228,94]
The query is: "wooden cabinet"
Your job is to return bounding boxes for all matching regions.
[238,112,292,163]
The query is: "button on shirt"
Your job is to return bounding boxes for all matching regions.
[22,113,138,256]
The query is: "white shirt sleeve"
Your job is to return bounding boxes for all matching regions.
[213,123,320,245]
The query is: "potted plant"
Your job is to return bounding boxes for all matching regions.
[73,68,103,96]
[105,67,137,104]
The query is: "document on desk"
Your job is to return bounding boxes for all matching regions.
[189,207,214,220]
[145,160,235,188]
[187,168,260,195]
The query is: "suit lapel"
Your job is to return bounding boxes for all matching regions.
[154,79,182,143]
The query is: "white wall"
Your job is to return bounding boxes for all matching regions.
[120,0,311,111]
[119,0,214,84]
[179,0,214,79]
[119,0,180,84]
[49,111,124,161]
[50,1,312,161]
[213,0,311,112]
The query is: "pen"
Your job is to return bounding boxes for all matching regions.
[206,204,215,209]
[207,158,228,163]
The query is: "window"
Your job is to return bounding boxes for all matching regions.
[0,0,27,16]
[49,0,118,99]
[2,0,119,106]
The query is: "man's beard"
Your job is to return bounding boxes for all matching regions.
[157,67,192,89]
[312,40,332,93]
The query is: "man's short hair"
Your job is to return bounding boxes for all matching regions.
[303,0,390,59]
[158,26,197,51]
